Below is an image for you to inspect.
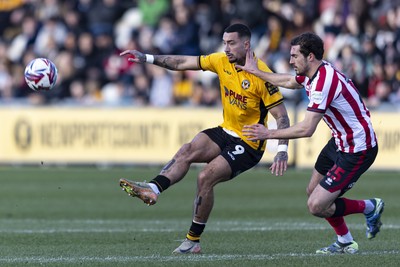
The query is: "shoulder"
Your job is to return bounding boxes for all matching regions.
[200,52,229,71]
[256,59,273,73]
[318,61,336,76]
[201,52,226,61]
[296,75,308,84]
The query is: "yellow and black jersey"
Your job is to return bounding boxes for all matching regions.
[199,52,284,150]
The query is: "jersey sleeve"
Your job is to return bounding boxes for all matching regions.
[199,53,226,73]
[295,75,324,113]
[259,62,284,109]
[295,75,307,85]
[306,67,333,113]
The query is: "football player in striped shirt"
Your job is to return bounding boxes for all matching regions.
[239,32,384,254]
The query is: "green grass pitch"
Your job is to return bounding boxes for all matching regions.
[0,166,399,266]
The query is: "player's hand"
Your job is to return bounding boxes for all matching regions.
[242,124,269,141]
[235,48,258,74]
[269,151,288,176]
[119,50,146,63]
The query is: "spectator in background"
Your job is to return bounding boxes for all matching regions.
[172,4,200,55]
[8,15,38,63]
[199,76,221,107]
[290,6,315,37]
[368,80,392,109]
[0,0,398,110]
[0,40,13,101]
[326,13,362,61]
[335,44,365,90]
[13,48,36,99]
[148,65,173,107]
[358,35,384,98]
[234,0,266,39]
[255,15,285,64]
[193,1,220,55]
[63,79,86,105]
[385,60,400,105]
[101,81,128,106]
[0,0,24,36]
[172,71,193,105]
[62,5,82,34]
[152,15,177,54]
[34,16,67,58]
[93,31,116,85]
[62,31,77,54]
[367,58,386,108]
[87,0,122,37]
[75,31,98,80]
[84,76,102,104]
[1,4,28,43]
[138,0,170,28]
[132,73,150,106]
[45,50,74,102]
[36,0,60,21]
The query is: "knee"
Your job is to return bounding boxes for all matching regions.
[306,186,312,197]
[307,198,325,218]
[197,171,210,189]
[197,169,223,192]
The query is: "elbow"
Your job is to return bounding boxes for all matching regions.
[302,127,316,137]
[304,131,314,138]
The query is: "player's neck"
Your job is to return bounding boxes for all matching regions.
[306,60,323,79]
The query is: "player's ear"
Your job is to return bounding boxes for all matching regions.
[244,39,250,49]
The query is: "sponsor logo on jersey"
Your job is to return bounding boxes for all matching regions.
[224,88,248,110]
[265,82,279,95]
[224,86,229,96]
[311,91,323,104]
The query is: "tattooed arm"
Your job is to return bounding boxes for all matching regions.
[119,50,201,71]
[266,103,290,176]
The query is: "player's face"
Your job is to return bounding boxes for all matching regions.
[223,32,248,64]
[289,45,310,76]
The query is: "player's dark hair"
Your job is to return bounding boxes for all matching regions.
[291,32,324,60]
[224,23,251,39]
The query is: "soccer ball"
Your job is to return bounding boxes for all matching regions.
[24,58,58,91]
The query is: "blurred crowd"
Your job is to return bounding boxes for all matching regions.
[0,0,399,110]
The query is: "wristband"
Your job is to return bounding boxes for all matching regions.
[277,144,288,152]
[145,54,154,64]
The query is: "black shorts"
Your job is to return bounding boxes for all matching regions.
[315,138,378,196]
[202,127,264,178]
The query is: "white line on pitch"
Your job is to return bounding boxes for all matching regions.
[0,250,399,264]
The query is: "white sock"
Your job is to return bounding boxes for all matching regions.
[337,231,354,244]
[148,183,161,195]
[363,199,374,215]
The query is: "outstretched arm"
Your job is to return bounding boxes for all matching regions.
[235,49,302,89]
[243,110,323,140]
[120,50,201,71]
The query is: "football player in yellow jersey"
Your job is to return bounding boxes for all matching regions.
[119,23,290,254]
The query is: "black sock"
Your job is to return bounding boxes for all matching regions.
[186,221,206,242]
[332,198,346,217]
[150,175,171,192]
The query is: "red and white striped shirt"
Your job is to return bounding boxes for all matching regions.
[296,61,377,153]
